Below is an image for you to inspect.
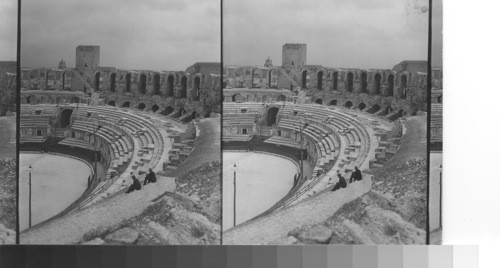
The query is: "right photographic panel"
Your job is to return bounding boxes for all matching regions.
[222,0,430,245]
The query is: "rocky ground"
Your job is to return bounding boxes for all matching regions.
[0,116,16,244]
[279,116,427,245]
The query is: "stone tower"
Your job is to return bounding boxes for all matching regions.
[282,43,307,68]
[264,57,273,68]
[75,45,100,72]
[58,59,66,69]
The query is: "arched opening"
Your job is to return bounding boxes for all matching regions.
[344,101,353,108]
[369,104,381,114]
[232,93,243,102]
[360,72,368,93]
[191,111,198,120]
[317,71,323,90]
[95,72,101,91]
[167,75,174,97]
[329,100,337,106]
[151,104,159,113]
[268,70,272,88]
[137,103,146,110]
[55,97,62,104]
[110,73,116,92]
[125,74,131,92]
[180,76,187,98]
[374,74,381,95]
[346,72,354,92]
[332,72,338,91]
[301,70,307,89]
[262,95,269,102]
[60,109,73,128]
[437,95,442,103]
[251,69,256,88]
[62,71,67,90]
[139,74,147,94]
[246,94,255,102]
[359,103,366,110]
[267,107,280,126]
[160,106,174,116]
[40,96,46,104]
[70,97,79,104]
[400,75,408,99]
[277,95,286,102]
[315,99,323,105]
[108,100,116,106]
[387,74,394,97]
[153,74,160,95]
[193,76,201,101]
[121,101,131,108]
[26,96,33,104]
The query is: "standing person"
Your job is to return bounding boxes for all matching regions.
[126,175,142,193]
[350,166,362,183]
[143,168,157,185]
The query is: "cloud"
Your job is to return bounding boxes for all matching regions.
[0,0,17,61]
[21,0,220,71]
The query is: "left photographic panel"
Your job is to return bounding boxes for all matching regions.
[0,0,18,245]
[19,0,221,244]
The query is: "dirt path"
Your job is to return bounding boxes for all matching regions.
[20,177,176,244]
[223,176,372,245]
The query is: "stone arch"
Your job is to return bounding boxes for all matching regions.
[121,101,131,108]
[329,100,337,106]
[346,72,354,92]
[153,74,161,95]
[108,100,116,106]
[125,74,131,92]
[60,109,73,128]
[317,71,323,90]
[315,98,323,105]
[277,94,286,102]
[360,72,368,93]
[301,70,307,89]
[332,72,338,91]
[387,74,395,97]
[26,95,34,104]
[400,75,408,99]
[246,94,255,102]
[95,72,101,91]
[161,106,174,116]
[137,103,146,110]
[167,75,174,97]
[151,104,159,113]
[110,73,117,92]
[180,76,187,98]
[358,103,367,110]
[193,76,201,101]
[344,101,353,108]
[262,95,270,102]
[374,73,381,95]
[267,107,280,126]
[232,93,243,102]
[70,97,79,104]
[139,74,147,94]
[62,71,69,90]
[55,97,63,104]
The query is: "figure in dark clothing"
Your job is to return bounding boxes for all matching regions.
[350,166,362,183]
[331,171,347,191]
[126,175,142,193]
[144,168,157,185]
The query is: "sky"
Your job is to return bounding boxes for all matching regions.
[224,0,429,69]
[21,0,220,71]
[0,0,17,61]
[432,0,443,67]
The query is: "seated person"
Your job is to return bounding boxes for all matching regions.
[331,170,347,192]
[143,168,157,185]
[349,166,362,183]
[126,175,142,193]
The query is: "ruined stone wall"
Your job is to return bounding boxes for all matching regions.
[223,88,293,103]
[186,62,221,75]
[0,72,16,115]
[76,45,100,72]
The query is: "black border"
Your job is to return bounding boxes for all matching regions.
[426,0,433,245]
[15,0,21,245]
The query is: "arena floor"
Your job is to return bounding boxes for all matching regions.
[19,153,91,231]
[223,152,297,231]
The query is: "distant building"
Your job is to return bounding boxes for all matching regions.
[58,59,66,69]
[282,43,307,68]
[264,57,273,68]
[392,60,427,73]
